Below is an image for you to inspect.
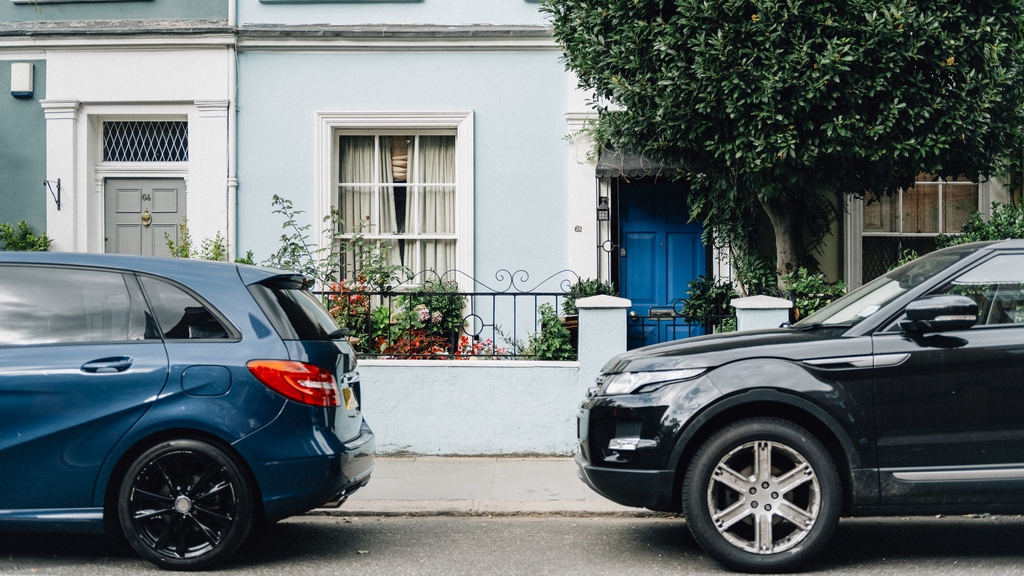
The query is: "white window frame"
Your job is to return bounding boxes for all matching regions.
[845,176,989,289]
[315,111,474,290]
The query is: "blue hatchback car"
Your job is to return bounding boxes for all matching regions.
[0,252,375,570]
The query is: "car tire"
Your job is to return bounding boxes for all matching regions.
[117,439,255,571]
[682,417,840,573]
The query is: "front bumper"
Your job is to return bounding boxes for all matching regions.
[574,450,676,510]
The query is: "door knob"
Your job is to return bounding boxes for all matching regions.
[141,209,151,227]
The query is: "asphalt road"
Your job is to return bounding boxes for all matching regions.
[1,514,1023,575]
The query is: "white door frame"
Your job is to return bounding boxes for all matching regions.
[40,100,229,254]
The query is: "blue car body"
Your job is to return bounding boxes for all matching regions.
[0,252,374,537]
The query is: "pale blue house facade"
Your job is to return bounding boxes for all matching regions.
[234,0,603,289]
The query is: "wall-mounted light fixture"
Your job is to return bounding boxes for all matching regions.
[44,179,60,211]
[11,63,33,99]
[597,197,610,221]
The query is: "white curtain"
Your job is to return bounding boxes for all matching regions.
[413,136,456,274]
[338,136,401,279]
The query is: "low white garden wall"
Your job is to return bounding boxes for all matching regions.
[359,360,583,455]
[355,295,631,456]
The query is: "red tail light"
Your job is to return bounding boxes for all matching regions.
[247,360,340,407]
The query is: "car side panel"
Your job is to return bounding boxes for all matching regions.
[0,342,168,511]
[704,357,876,469]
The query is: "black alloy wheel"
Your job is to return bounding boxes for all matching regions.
[118,439,255,571]
[683,418,841,573]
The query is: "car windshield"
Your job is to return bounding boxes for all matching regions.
[794,245,985,328]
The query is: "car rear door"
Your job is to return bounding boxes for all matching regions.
[0,265,169,510]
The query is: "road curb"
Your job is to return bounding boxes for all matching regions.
[312,500,670,518]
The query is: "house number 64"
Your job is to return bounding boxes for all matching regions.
[141,194,152,201]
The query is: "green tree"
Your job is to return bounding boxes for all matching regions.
[545,0,1024,287]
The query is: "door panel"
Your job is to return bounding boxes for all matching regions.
[873,253,1024,506]
[624,232,657,304]
[0,265,168,510]
[619,180,706,349]
[104,178,185,257]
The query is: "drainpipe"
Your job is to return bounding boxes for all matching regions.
[227,0,239,260]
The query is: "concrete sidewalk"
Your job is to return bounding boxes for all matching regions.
[315,457,660,517]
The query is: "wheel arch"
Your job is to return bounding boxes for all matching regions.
[666,389,859,515]
[101,428,266,537]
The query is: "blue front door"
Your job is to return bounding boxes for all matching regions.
[619,180,706,349]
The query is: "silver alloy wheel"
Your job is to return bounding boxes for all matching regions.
[706,439,821,555]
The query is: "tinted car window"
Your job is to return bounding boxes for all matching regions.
[797,246,981,327]
[0,265,152,345]
[139,276,232,340]
[939,254,1024,326]
[248,282,339,341]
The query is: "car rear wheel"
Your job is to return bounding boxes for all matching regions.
[682,418,840,573]
[117,439,255,571]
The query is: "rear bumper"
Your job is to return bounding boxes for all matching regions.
[574,450,676,511]
[323,422,376,507]
[234,406,376,522]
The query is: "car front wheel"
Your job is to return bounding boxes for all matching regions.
[682,417,840,573]
[117,439,255,571]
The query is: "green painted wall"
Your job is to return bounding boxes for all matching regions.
[0,60,46,231]
[0,0,226,22]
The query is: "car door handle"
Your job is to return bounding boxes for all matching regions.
[81,356,134,373]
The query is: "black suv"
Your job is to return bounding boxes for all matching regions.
[576,240,1024,572]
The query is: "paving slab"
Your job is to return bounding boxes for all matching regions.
[316,457,659,517]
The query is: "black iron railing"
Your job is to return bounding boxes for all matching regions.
[627,308,736,350]
[318,269,576,360]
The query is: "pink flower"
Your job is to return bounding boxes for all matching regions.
[431,311,443,324]
[416,304,430,322]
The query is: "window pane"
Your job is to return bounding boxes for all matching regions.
[416,136,455,184]
[943,182,979,233]
[944,255,1024,325]
[0,266,140,345]
[411,185,456,234]
[902,183,939,233]
[139,276,229,339]
[339,136,375,184]
[414,239,456,275]
[863,191,899,233]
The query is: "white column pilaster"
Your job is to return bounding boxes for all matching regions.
[191,99,230,250]
[40,99,81,252]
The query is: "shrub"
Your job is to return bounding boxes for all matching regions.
[0,221,51,251]
[936,202,1024,248]
[782,267,846,319]
[562,278,617,315]
[526,304,576,361]
[681,274,736,331]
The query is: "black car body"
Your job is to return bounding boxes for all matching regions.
[576,240,1024,572]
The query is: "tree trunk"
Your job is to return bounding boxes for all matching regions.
[759,195,801,290]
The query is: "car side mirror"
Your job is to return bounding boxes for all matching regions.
[900,294,978,333]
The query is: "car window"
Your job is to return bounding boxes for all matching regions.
[796,246,981,327]
[248,281,339,341]
[937,254,1024,326]
[0,265,153,345]
[139,276,232,340]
